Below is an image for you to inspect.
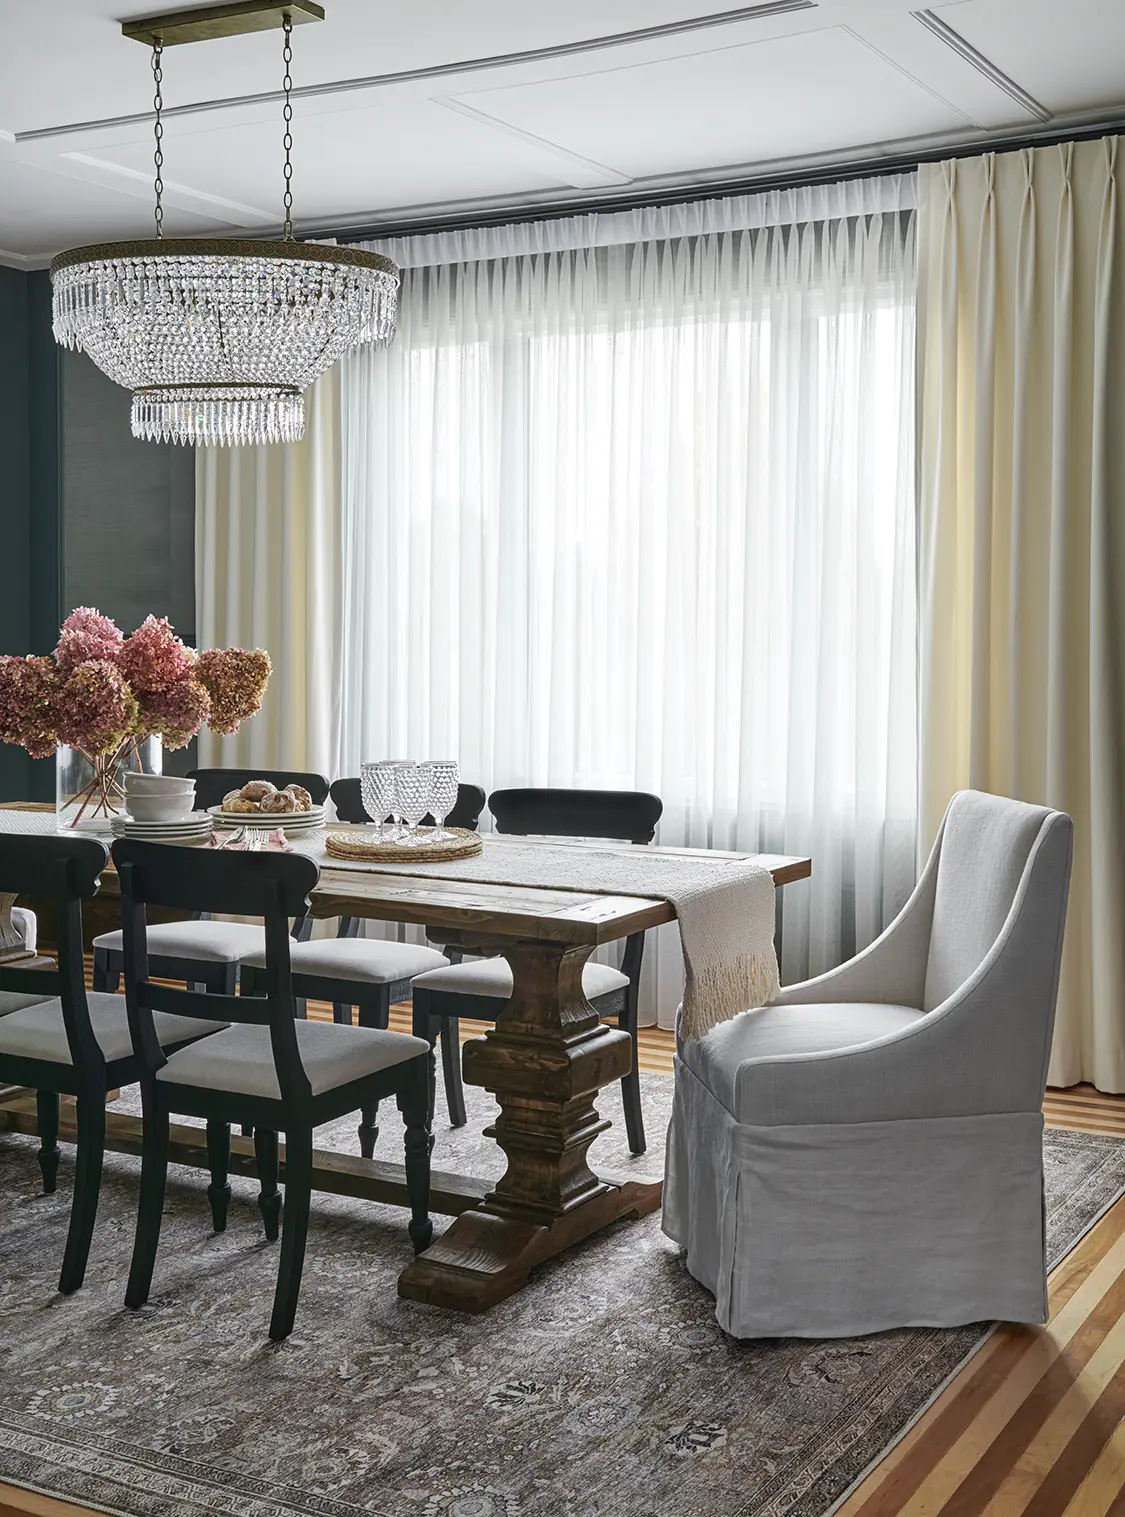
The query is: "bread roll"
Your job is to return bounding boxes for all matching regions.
[260,790,296,813]
[240,779,277,802]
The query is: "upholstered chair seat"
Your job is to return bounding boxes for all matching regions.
[412,958,629,1001]
[681,1001,925,1120]
[664,790,1074,1339]
[0,992,56,1017]
[0,993,227,1066]
[94,921,265,965]
[156,1019,429,1101]
[241,937,446,986]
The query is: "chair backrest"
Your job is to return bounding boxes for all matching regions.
[112,838,321,1103]
[488,787,663,845]
[186,768,330,811]
[923,790,1069,1013]
[330,778,487,831]
[0,833,108,1071]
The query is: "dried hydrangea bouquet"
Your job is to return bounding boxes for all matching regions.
[0,608,271,829]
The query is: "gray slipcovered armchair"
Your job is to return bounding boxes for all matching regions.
[663,790,1074,1338]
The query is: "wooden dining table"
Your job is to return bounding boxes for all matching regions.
[0,806,811,1312]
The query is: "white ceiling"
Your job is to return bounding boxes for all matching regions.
[1,0,1124,266]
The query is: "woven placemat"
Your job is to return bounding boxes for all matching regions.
[324,827,483,863]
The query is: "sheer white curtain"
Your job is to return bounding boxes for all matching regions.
[339,182,919,1025]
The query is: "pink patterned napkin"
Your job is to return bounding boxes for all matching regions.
[208,829,293,852]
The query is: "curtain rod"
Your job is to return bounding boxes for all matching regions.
[313,111,1125,247]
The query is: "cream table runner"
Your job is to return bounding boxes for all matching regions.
[291,833,779,1040]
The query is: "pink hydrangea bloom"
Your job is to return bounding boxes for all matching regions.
[118,615,195,693]
[54,607,124,675]
[52,660,139,756]
[0,655,59,759]
[198,648,272,734]
[136,679,210,750]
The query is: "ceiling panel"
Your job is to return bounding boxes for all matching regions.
[0,160,224,255]
[451,26,967,179]
[933,0,1125,114]
[78,97,580,224]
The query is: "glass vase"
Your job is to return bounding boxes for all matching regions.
[56,735,163,832]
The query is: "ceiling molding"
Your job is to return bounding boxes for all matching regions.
[15,0,817,143]
[912,9,1052,123]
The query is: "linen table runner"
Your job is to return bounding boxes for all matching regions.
[294,835,779,1039]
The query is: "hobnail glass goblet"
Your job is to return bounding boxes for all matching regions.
[360,761,398,842]
[424,761,460,841]
[395,761,434,845]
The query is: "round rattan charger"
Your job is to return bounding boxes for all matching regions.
[324,827,483,863]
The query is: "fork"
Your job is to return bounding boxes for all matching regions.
[245,829,263,852]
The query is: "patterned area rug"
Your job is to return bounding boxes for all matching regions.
[0,1077,1123,1517]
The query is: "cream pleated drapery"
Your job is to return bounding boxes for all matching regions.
[195,367,343,777]
[917,138,1125,1090]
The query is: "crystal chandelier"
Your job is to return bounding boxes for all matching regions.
[50,2,399,447]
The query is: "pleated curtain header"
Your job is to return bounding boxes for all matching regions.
[349,172,917,270]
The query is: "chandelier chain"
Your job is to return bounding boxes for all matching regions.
[152,39,164,240]
[282,14,294,240]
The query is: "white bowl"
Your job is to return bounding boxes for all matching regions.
[125,792,196,823]
[125,773,196,792]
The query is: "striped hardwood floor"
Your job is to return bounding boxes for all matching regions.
[2,1013,1124,1517]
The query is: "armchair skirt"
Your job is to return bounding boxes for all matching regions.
[663,1058,1047,1338]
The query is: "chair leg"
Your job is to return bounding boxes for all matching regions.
[357,1104,379,1159]
[441,1020,467,1127]
[36,1089,60,1195]
[397,1059,433,1255]
[255,1129,282,1242]
[125,1103,169,1310]
[205,1120,232,1233]
[332,1002,353,1025]
[270,1126,313,1342]
[357,989,392,1157]
[618,1011,646,1156]
[411,1000,439,1130]
[91,949,110,992]
[58,1089,105,1295]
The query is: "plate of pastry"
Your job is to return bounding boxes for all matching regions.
[208,779,326,832]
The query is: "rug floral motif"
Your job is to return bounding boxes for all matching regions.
[0,1077,1121,1517]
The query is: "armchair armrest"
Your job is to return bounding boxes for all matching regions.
[770,833,940,1009]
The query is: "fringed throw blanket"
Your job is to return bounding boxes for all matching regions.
[297,836,780,1040]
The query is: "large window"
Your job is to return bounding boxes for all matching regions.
[337,202,917,1020]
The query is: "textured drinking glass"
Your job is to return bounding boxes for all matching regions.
[425,761,460,840]
[395,762,433,845]
[360,761,398,841]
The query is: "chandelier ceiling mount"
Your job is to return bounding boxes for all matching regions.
[50,1,400,448]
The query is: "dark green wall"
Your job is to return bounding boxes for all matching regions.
[0,269,61,800]
[0,268,195,798]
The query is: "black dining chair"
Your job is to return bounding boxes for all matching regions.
[114,838,433,1342]
[237,781,489,1159]
[0,833,228,1294]
[91,767,331,996]
[410,787,663,1153]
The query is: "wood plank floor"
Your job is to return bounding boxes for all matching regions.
[2,1015,1124,1517]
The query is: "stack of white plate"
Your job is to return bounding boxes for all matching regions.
[207,804,326,834]
[111,811,214,844]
